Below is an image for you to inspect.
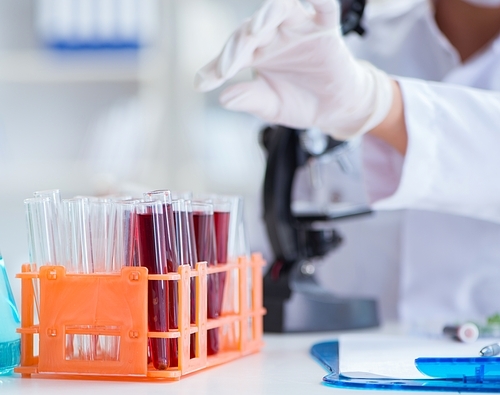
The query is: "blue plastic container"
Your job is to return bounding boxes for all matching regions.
[0,252,20,375]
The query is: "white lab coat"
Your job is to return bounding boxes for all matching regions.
[340,0,500,324]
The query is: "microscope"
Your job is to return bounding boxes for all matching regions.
[261,0,379,333]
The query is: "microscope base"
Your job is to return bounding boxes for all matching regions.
[264,290,379,333]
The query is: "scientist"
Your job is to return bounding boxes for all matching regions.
[195,0,500,324]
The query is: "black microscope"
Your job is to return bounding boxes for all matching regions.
[261,0,379,333]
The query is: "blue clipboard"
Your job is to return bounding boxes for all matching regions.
[310,340,500,392]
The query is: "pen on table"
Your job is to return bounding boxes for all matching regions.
[479,342,500,357]
[442,322,479,343]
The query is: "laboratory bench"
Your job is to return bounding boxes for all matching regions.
[4,323,484,395]
[0,329,387,395]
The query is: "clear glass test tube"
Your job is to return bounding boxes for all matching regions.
[171,191,193,201]
[24,197,55,319]
[24,198,40,317]
[193,194,232,264]
[87,198,113,361]
[33,189,64,265]
[144,191,178,270]
[226,196,250,260]
[194,196,234,325]
[88,198,115,273]
[197,195,251,346]
[136,200,170,370]
[211,199,231,325]
[227,196,253,341]
[172,199,198,358]
[91,199,137,361]
[212,199,231,266]
[172,200,198,267]
[111,200,137,269]
[63,198,93,274]
[145,191,180,366]
[62,197,95,360]
[219,196,246,349]
[25,197,58,267]
[62,198,80,274]
[33,189,61,203]
[191,201,219,356]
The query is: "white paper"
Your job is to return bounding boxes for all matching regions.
[338,333,491,379]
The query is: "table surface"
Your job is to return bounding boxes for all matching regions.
[0,326,442,395]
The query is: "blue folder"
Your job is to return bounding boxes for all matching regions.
[311,340,500,392]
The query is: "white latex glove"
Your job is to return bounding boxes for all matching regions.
[194,0,394,140]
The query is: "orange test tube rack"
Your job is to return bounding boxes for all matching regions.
[15,253,266,380]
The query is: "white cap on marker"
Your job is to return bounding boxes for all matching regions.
[442,322,480,343]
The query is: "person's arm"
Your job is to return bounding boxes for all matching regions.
[368,76,500,223]
[195,0,500,223]
[369,80,408,156]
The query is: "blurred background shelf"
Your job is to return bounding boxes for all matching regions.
[0,50,140,83]
[0,49,172,83]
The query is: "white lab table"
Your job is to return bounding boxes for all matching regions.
[0,326,445,395]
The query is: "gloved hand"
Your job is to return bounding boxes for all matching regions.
[194,0,394,140]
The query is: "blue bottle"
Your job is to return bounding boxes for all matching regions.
[0,252,20,375]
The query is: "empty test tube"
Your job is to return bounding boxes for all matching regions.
[111,200,137,269]
[62,198,93,274]
[88,198,115,273]
[24,196,58,315]
[25,197,59,267]
[33,189,64,265]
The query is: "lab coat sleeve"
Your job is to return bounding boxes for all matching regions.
[363,76,500,223]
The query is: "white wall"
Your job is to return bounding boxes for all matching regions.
[0,0,268,307]
[0,0,407,321]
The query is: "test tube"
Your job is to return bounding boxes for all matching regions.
[228,197,253,341]
[144,191,178,268]
[25,197,58,267]
[111,200,137,269]
[213,200,231,264]
[62,198,94,360]
[212,199,231,314]
[62,198,93,274]
[24,199,39,316]
[88,198,115,273]
[92,199,137,361]
[226,196,250,260]
[221,196,249,347]
[145,191,180,366]
[171,191,193,201]
[24,197,57,316]
[33,189,64,265]
[136,200,170,370]
[172,200,198,358]
[191,201,220,356]
[193,194,231,287]
[62,199,81,274]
